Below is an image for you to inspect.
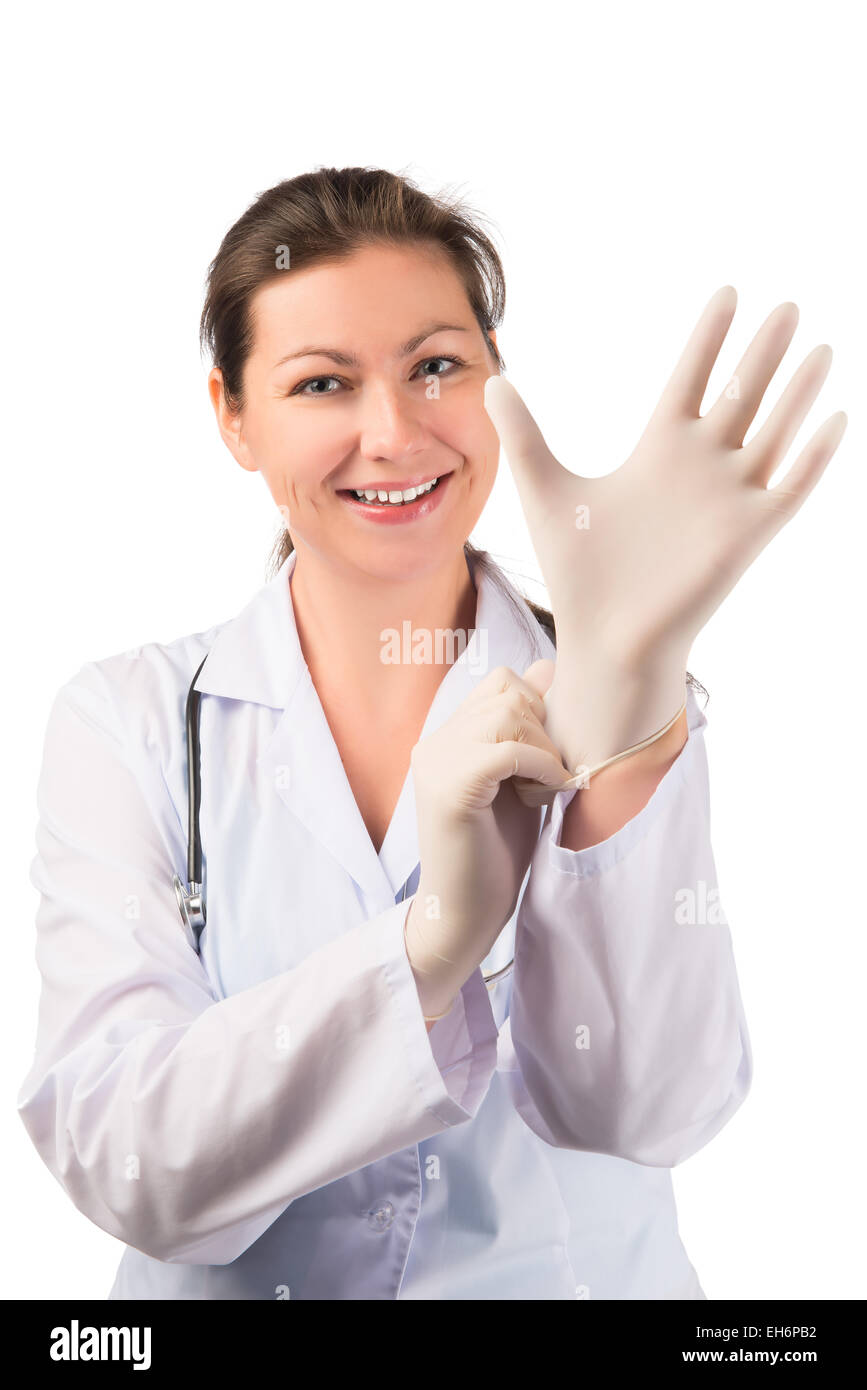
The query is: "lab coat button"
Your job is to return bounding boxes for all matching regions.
[367,1201,395,1230]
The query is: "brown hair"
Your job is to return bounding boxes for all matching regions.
[199,165,705,701]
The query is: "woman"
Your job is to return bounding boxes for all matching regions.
[17,167,845,1300]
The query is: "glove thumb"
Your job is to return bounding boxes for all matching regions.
[521,658,556,699]
[483,376,563,528]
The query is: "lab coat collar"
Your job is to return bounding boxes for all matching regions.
[192,553,302,709]
[193,546,550,906]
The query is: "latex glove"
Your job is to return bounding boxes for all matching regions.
[483,287,847,779]
[405,659,573,1018]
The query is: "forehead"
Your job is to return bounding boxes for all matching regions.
[248,242,472,358]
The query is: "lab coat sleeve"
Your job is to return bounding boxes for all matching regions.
[16,664,499,1267]
[497,683,753,1167]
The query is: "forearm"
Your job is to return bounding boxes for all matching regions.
[404,894,464,1031]
[505,682,752,1164]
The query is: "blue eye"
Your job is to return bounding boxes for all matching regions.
[290,355,466,397]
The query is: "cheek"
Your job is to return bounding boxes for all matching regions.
[274,420,343,500]
[463,416,501,493]
[434,395,501,474]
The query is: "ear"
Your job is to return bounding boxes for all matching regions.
[208,368,258,474]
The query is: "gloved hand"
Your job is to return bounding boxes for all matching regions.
[405,659,573,1019]
[483,287,847,780]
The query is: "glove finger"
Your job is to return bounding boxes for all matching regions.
[471,739,576,803]
[520,658,556,699]
[464,698,558,754]
[461,663,547,718]
[513,771,586,809]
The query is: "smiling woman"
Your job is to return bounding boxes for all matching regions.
[18,165,744,1305]
[197,167,563,630]
[198,168,705,854]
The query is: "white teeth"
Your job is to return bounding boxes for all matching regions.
[352,478,439,504]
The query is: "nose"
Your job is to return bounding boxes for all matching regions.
[357,378,428,464]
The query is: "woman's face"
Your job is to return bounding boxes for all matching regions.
[209,242,501,582]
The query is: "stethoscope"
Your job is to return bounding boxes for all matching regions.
[173,656,514,987]
[172,655,209,954]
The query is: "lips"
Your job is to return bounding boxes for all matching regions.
[342,472,444,494]
[337,470,454,524]
[338,471,449,501]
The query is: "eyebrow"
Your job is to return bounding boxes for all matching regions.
[271,322,471,372]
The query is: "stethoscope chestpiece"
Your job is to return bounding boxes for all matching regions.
[173,873,206,955]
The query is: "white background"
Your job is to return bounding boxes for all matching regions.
[3,0,864,1300]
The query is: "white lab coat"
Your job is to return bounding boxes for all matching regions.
[17,548,752,1300]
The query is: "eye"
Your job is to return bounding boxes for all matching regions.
[291,375,344,397]
[289,355,466,398]
[415,354,466,378]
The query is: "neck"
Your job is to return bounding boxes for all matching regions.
[288,541,479,715]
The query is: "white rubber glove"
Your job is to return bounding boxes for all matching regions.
[405,659,573,1018]
[483,287,847,780]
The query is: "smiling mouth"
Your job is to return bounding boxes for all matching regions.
[338,473,449,506]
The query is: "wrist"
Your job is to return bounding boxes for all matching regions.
[404,895,464,1019]
[546,649,688,777]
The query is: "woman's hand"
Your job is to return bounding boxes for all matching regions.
[483,287,848,775]
[405,660,573,1018]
